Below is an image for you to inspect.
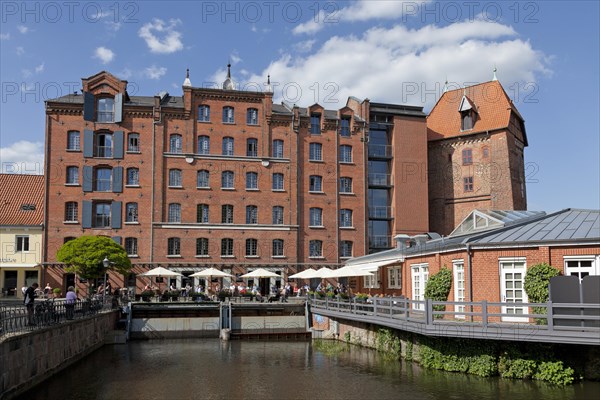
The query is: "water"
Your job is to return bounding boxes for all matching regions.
[22,340,597,400]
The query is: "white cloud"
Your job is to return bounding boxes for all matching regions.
[118,68,133,80]
[138,18,183,54]
[230,53,242,65]
[16,46,24,56]
[0,33,9,40]
[143,65,167,80]
[293,39,316,53]
[246,20,550,110]
[0,141,44,174]
[17,25,28,34]
[94,47,115,64]
[34,62,44,73]
[294,1,433,35]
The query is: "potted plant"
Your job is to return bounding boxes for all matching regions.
[141,290,154,302]
[339,292,350,301]
[217,289,232,302]
[355,293,369,303]
[52,287,62,298]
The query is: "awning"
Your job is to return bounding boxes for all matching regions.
[346,258,402,272]
[0,263,40,268]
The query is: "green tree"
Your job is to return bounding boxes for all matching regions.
[424,267,453,318]
[524,263,561,324]
[57,236,132,279]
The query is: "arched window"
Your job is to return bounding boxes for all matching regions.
[198,135,210,155]
[247,108,258,125]
[223,106,234,123]
[169,134,183,154]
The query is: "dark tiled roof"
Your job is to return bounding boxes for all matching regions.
[0,174,44,225]
[272,104,292,115]
[370,102,426,118]
[47,94,184,108]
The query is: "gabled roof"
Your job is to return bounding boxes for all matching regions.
[0,174,44,226]
[450,210,545,237]
[427,80,525,142]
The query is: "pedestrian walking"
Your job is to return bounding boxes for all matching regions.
[65,286,77,320]
[23,283,39,325]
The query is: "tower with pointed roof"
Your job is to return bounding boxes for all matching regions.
[427,73,528,235]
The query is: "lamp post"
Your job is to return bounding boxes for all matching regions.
[102,257,110,304]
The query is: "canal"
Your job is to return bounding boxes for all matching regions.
[22,340,597,400]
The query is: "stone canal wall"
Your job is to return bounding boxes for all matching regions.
[0,311,118,400]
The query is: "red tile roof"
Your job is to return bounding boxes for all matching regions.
[427,80,523,141]
[0,174,45,226]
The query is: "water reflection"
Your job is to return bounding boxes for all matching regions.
[22,340,596,400]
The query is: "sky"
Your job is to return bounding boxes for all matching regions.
[0,0,598,213]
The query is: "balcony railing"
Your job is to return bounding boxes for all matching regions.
[369,206,394,219]
[368,173,393,186]
[95,146,112,158]
[369,235,391,248]
[368,144,392,158]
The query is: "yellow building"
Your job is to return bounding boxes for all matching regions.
[0,174,44,298]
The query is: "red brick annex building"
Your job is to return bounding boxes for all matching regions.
[41,68,528,295]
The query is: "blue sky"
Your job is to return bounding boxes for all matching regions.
[0,1,598,213]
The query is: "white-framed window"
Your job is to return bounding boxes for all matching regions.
[197,204,209,223]
[94,132,113,158]
[221,238,234,256]
[127,168,139,186]
[222,205,234,223]
[67,131,80,151]
[411,263,429,310]
[247,108,258,125]
[272,239,284,257]
[339,145,352,163]
[197,170,210,188]
[272,173,284,191]
[340,209,353,228]
[272,139,284,158]
[222,137,234,156]
[499,257,528,322]
[97,97,115,122]
[196,238,209,256]
[309,175,322,192]
[388,266,401,289]
[246,172,258,189]
[340,177,353,193]
[453,260,466,318]
[340,241,353,258]
[364,269,380,289]
[223,106,235,123]
[246,138,258,157]
[309,240,323,258]
[198,105,210,122]
[65,202,78,222]
[198,135,210,155]
[309,143,322,161]
[168,237,181,256]
[169,169,182,187]
[272,206,284,225]
[246,205,258,224]
[169,134,182,154]
[246,238,258,256]
[168,203,181,223]
[221,171,234,189]
[564,256,599,281]
[66,166,79,185]
[126,202,138,223]
[128,133,140,152]
[309,208,323,227]
[16,235,30,252]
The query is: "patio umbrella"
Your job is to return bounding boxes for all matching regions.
[241,268,280,278]
[140,266,182,277]
[303,267,335,279]
[289,268,317,279]
[190,268,233,278]
[329,266,374,278]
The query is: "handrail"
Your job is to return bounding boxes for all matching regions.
[308,296,600,345]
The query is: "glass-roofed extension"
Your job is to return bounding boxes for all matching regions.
[450,210,545,237]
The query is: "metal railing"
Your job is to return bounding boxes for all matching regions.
[369,235,391,248]
[369,206,393,219]
[309,296,600,345]
[0,297,114,339]
[368,144,392,158]
[368,173,393,186]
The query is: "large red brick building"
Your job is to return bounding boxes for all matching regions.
[427,79,528,235]
[43,68,430,293]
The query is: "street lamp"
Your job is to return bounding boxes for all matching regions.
[102,257,111,303]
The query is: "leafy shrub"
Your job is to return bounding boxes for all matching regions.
[375,328,402,359]
[534,361,575,385]
[524,263,561,324]
[424,267,452,318]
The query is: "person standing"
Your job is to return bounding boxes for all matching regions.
[65,286,77,320]
[23,283,38,325]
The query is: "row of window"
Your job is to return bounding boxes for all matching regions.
[198,106,259,125]
[65,201,355,228]
[158,237,353,258]
[68,165,355,193]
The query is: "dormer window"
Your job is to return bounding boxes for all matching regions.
[461,110,474,131]
[310,114,321,135]
[340,117,351,137]
[458,94,477,131]
[97,97,115,123]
